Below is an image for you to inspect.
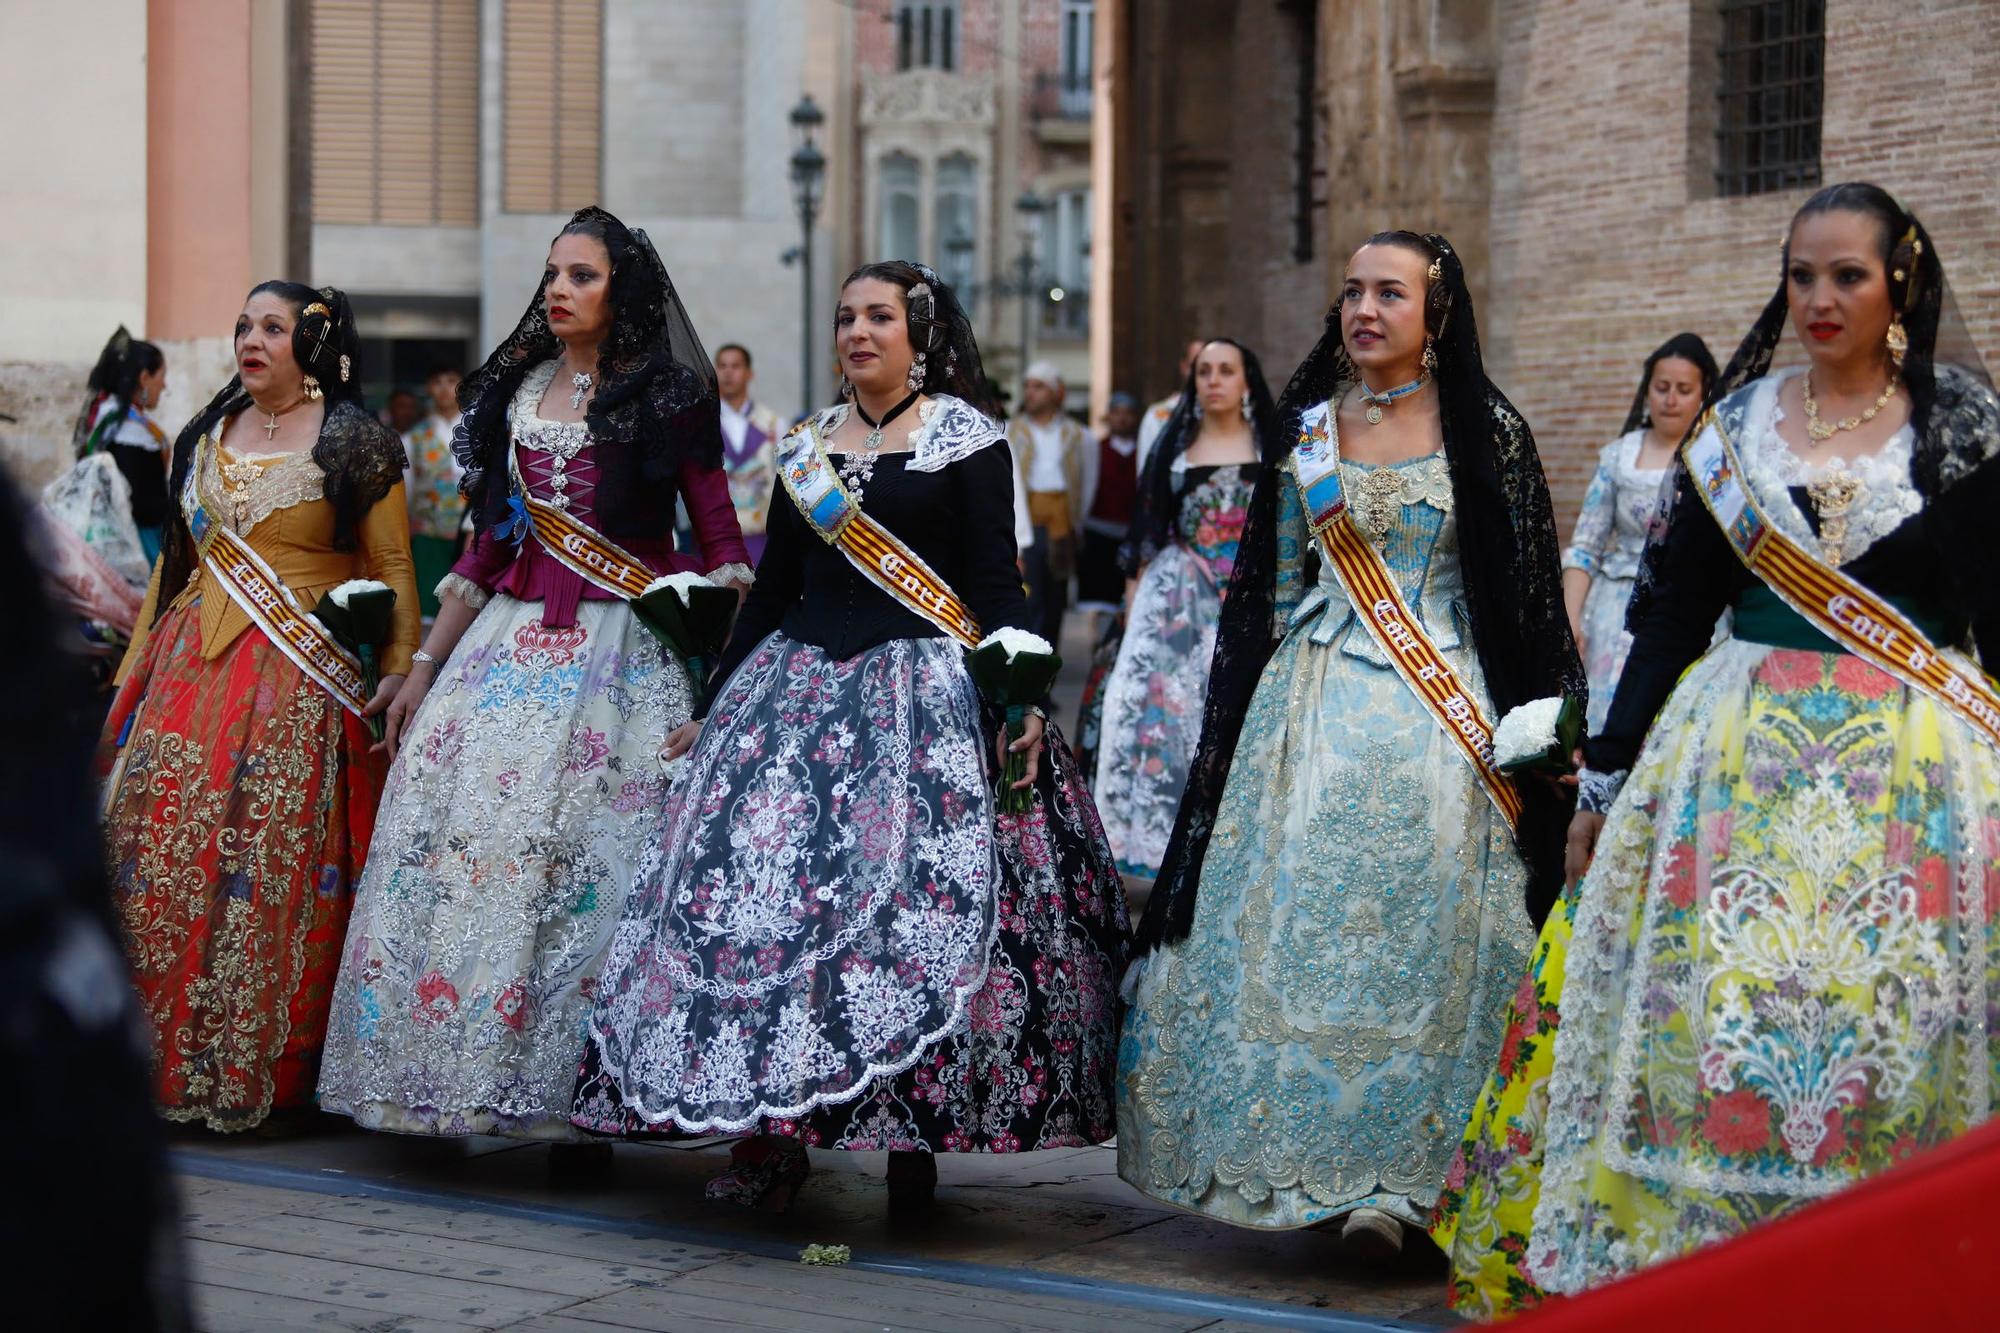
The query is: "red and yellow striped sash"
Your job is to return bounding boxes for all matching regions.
[184,444,370,717]
[1690,409,2000,751]
[776,423,982,649]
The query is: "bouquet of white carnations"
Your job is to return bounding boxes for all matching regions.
[965,627,1061,814]
[1491,694,1585,776]
[631,572,738,710]
[314,579,398,740]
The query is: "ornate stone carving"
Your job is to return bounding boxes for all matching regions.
[861,70,996,128]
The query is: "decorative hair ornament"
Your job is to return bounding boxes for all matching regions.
[338,352,352,383]
[300,300,335,371]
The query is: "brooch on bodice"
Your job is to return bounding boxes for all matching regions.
[1806,471,1865,566]
[1347,465,1408,546]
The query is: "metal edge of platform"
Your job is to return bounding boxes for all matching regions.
[171,1147,1436,1333]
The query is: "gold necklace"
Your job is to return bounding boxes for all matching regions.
[1802,370,1898,445]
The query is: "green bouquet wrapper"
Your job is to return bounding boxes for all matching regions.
[965,629,1062,815]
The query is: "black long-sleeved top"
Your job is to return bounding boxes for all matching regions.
[1585,447,2000,775]
[700,440,1029,714]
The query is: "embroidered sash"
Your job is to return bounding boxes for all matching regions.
[184,441,370,717]
[776,423,983,649]
[508,448,659,600]
[1292,408,1524,830]
[1689,409,2000,751]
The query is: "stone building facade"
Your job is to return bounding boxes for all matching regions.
[844,0,1099,407]
[1102,0,2000,518]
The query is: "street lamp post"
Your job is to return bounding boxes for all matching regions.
[788,94,827,422]
[1013,191,1047,396]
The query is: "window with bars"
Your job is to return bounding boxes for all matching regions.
[1714,0,1823,198]
[897,2,959,72]
[502,0,604,214]
[311,0,479,226]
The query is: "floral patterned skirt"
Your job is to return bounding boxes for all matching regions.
[1577,571,1637,735]
[1444,640,2000,1310]
[1093,545,1222,879]
[573,632,1128,1151]
[317,595,691,1139]
[100,598,385,1131]
[1116,619,1531,1229]
[1428,880,1576,1318]
[757,725,1127,1152]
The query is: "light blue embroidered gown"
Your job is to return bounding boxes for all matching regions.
[1116,423,1535,1230]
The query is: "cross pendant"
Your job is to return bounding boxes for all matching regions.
[263,413,281,441]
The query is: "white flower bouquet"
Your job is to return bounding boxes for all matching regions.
[965,627,1060,814]
[631,572,738,709]
[314,578,398,738]
[1492,694,1585,776]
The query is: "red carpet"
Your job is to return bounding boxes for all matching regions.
[1517,1117,2000,1331]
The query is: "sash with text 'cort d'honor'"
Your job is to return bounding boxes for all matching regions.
[1291,405,1524,830]
[1688,406,2000,751]
[775,422,983,649]
[183,437,370,717]
[507,445,661,600]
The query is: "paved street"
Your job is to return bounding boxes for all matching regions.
[170,1128,1453,1332]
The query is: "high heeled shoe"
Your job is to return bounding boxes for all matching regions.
[704,1136,811,1212]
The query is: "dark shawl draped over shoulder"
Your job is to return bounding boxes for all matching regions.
[452,206,722,541]
[154,286,404,622]
[1596,186,2000,779]
[1134,232,1584,952]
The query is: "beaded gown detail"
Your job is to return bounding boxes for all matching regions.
[1117,400,1533,1228]
[573,400,1127,1151]
[318,361,744,1139]
[1434,369,2000,1313]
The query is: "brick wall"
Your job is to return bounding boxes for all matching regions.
[1486,0,2000,528]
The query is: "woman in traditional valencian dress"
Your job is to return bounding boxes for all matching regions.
[316,209,749,1144]
[1117,232,1581,1256]
[573,262,1127,1209]
[1562,333,1718,731]
[71,327,173,564]
[1093,338,1278,880]
[101,284,419,1132]
[1432,182,2000,1315]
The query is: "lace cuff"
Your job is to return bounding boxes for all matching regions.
[436,571,491,611]
[707,561,756,589]
[1577,766,1628,815]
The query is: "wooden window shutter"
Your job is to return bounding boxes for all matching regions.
[310,0,479,226]
[502,0,603,214]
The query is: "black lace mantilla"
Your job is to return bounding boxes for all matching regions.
[1118,338,1285,576]
[155,389,403,624]
[455,207,722,531]
[1136,233,1583,950]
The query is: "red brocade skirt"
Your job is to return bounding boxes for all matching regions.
[99,598,386,1131]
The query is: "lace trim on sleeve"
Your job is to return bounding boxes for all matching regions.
[707,561,755,588]
[1577,766,1628,815]
[436,571,491,611]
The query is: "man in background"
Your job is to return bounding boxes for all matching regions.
[401,366,465,620]
[714,344,784,566]
[1007,362,1093,645]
